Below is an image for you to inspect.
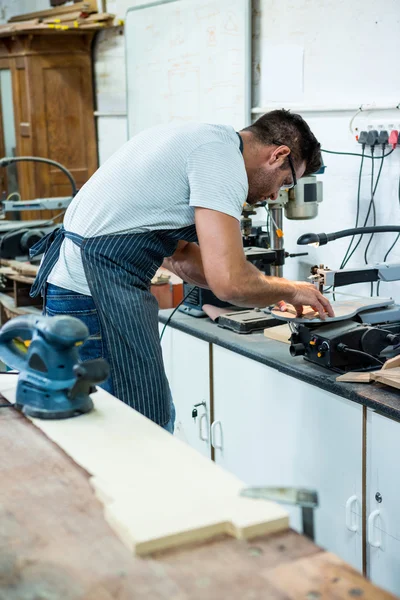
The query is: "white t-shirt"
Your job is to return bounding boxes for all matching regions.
[47,122,248,295]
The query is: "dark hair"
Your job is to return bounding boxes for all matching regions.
[242,109,322,176]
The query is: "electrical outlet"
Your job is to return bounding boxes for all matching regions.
[354,116,400,135]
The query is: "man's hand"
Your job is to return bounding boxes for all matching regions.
[194,208,334,318]
[286,282,334,320]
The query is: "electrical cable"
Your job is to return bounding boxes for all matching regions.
[364,146,387,274]
[159,286,197,341]
[0,156,77,197]
[340,148,387,269]
[5,192,21,202]
[340,147,365,269]
[340,347,384,366]
[364,145,376,295]
[377,173,400,296]
[322,148,394,159]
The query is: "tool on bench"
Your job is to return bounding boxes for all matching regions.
[273,297,400,372]
[0,314,109,419]
[282,225,400,372]
[240,486,319,541]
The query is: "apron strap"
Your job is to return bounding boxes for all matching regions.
[29,227,84,298]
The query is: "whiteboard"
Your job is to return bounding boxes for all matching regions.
[125,0,251,137]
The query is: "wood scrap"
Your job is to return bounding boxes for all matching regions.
[336,372,376,383]
[263,323,291,344]
[0,375,289,557]
[381,354,400,370]
[2,260,38,277]
[43,11,84,23]
[336,359,400,392]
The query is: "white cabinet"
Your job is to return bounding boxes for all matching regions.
[160,326,211,458]
[367,409,400,596]
[212,345,363,572]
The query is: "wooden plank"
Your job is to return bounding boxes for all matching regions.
[9,1,98,22]
[336,372,375,383]
[373,372,400,391]
[43,11,84,23]
[263,323,291,344]
[0,375,288,556]
[0,387,395,598]
[264,550,395,599]
[381,355,400,370]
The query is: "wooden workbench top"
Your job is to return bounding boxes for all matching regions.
[0,401,395,599]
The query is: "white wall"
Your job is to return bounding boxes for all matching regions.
[3,0,400,302]
[252,0,400,301]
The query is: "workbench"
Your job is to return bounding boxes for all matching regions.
[159,309,400,596]
[0,386,394,599]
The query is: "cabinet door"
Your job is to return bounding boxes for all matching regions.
[160,326,211,458]
[367,409,400,596]
[212,345,363,571]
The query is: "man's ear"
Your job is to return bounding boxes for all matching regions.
[268,145,290,167]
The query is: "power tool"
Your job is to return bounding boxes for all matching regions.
[0,314,109,419]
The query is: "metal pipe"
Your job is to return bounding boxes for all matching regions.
[269,205,284,277]
[251,103,400,115]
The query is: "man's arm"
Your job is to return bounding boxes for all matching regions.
[162,240,208,288]
[195,207,334,319]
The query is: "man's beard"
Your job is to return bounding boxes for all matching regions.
[246,167,276,204]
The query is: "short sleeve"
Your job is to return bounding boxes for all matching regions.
[186,141,248,221]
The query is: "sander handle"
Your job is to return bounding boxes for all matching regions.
[0,314,41,371]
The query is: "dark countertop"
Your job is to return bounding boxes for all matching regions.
[159,309,400,421]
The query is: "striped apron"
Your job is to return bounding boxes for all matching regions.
[29,225,198,426]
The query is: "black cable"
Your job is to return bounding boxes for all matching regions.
[322,148,394,160]
[341,153,387,269]
[0,404,12,408]
[0,156,77,196]
[364,146,387,271]
[377,173,400,296]
[341,347,384,366]
[159,286,196,341]
[340,147,365,269]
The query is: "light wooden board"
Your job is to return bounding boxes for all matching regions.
[0,375,288,556]
[336,372,375,383]
[263,323,292,344]
[336,357,400,388]
[272,298,393,324]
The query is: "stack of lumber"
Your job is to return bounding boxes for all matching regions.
[0,1,116,35]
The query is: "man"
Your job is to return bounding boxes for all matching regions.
[30,110,334,432]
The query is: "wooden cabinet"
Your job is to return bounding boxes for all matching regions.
[212,345,363,572]
[0,31,98,219]
[160,326,212,458]
[160,322,400,586]
[367,409,400,596]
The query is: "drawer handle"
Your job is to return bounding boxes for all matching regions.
[211,420,223,451]
[199,412,209,443]
[345,495,358,532]
[368,509,381,548]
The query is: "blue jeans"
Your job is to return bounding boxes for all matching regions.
[45,283,175,433]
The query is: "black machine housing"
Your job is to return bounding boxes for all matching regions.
[290,311,400,372]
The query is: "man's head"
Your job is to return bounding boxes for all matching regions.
[240,110,322,204]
